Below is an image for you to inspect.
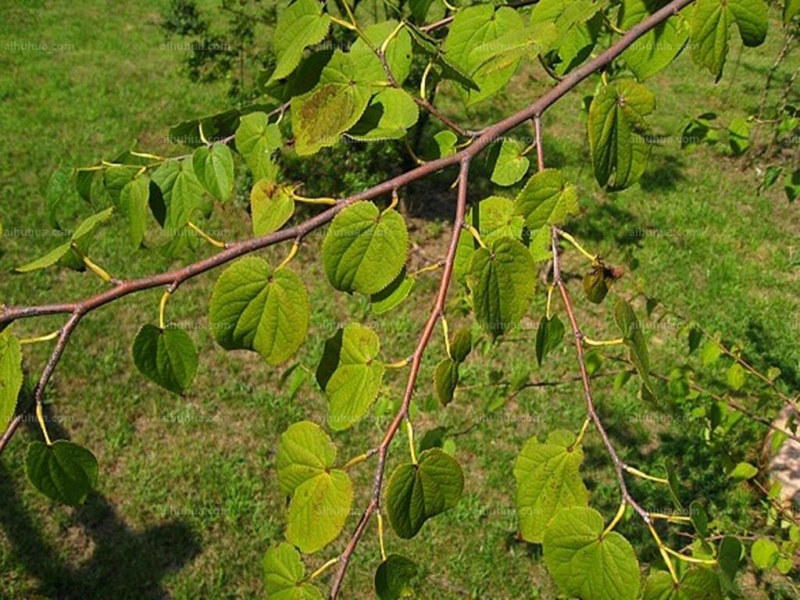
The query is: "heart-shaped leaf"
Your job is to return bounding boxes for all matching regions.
[467,237,535,338]
[26,440,99,506]
[263,542,324,599]
[322,201,408,295]
[588,80,655,190]
[209,257,309,365]
[251,180,295,236]
[193,143,234,202]
[385,448,464,539]
[276,422,353,554]
[515,169,578,230]
[514,430,588,543]
[375,554,419,600]
[316,324,385,431]
[235,112,282,182]
[132,324,198,395]
[544,507,641,600]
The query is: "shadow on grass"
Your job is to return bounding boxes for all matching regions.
[0,411,201,600]
[639,152,686,192]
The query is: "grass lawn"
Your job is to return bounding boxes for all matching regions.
[0,1,798,599]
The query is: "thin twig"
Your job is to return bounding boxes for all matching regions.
[328,157,471,598]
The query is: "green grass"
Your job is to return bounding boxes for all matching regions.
[1,2,798,599]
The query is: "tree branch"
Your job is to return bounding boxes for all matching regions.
[329,157,470,598]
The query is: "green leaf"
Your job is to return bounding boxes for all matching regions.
[71,206,115,244]
[690,0,768,80]
[619,0,689,80]
[291,70,372,155]
[690,500,708,537]
[275,422,354,554]
[371,267,415,315]
[119,175,150,248]
[132,324,198,395]
[444,5,525,105]
[643,568,722,599]
[726,362,746,390]
[614,300,652,391]
[286,469,353,554]
[347,88,419,142]
[490,138,530,186]
[151,159,208,230]
[103,165,140,206]
[531,0,607,74]
[785,169,799,202]
[385,448,464,539]
[751,538,779,570]
[0,332,23,432]
[727,117,751,155]
[406,25,480,92]
[434,358,459,406]
[375,554,419,600]
[235,112,282,183]
[209,257,309,365]
[276,421,337,495]
[759,165,783,193]
[717,536,743,588]
[192,143,234,202]
[250,180,295,236]
[14,242,72,273]
[322,202,408,295]
[515,169,578,230]
[316,323,385,431]
[514,430,589,543]
[467,237,535,338]
[588,80,655,190]
[26,440,98,506]
[728,461,758,481]
[535,315,565,367]
[528,225,552,263]
[449,328,472,363]
[543,507,640,600]
[701,338,723,365]
[263,543,323,600]
[350,21,413,86]
[688,326,703,354]
[269,0,331,82]
[409,0,434,23]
